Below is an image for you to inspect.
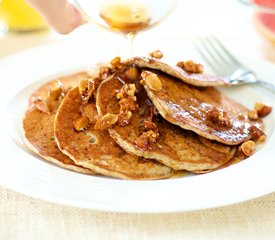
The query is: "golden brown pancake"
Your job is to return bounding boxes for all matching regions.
[23,72,95,174]
[54,87,173,180]
[193,149,247,174]
[141,70,264,145]
[123,56,230,86]
[96,75,236,172]
[197,136,233,154]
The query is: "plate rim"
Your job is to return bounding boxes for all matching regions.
[0,41,275,213]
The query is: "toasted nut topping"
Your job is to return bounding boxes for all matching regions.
[117,83,136,99]
[240,140,255,157]
[254,102,265,111]
[207,107,230,127]
[249,125,265,141]
[81,104,98,124]
[177,60,204,73]
[254,102,272,118]
[78,80,88,95]
[116,92,123,100]
[116,84,138,126]
[144,107,158,131]
[248,109,259,120]
[134,130,159,150]
[149,50,163,59]
[74,116,90,131]
[32,97,51,114]
[86,80,95,101]
[238,112,246,120]
[110,57,122,69]
[49,81,63,100]
[257,134,267,144]
[125,66,140,81]
[94,113,118,130]
[99,66,112,80]
[128,84,136,96]
[235,147,248,161]
[126,110,132,119]
[141,71,162,91]
[79,79,95,103]
[117,110,133,126]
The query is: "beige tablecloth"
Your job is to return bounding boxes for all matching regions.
[1,187,275,239]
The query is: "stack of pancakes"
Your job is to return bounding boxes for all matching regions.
[23,54,270,180]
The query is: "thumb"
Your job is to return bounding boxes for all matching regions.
[26,0,85,34]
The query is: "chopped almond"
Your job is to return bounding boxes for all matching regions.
[32,97,51,114]
[94,113,118,130]
[207,107,230,127]
[248,109,259,120]
[116,84,136,100]
[257,134,267,144]
[240,140,255,157]
[125,66,140,81]
[49,81,63,100]
[141,71,162,91]
[177,60,204,73]
[78,80,88,95]
[249,125,265,141]
[110,56,122,69]
[116,84,138,126]
[134,130,159,150]
[79,79,95,103]
[99,66,112,80]
[81,104,98,124]
[254,102,272,117]
[117,110,133,126]
[149,50,163,59]
[74,116,90,131]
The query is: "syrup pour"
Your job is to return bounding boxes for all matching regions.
[99,2,151,52]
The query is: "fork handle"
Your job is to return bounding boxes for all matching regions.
[257,79,275,93]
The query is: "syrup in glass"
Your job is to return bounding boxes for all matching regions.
[99,2,151,52]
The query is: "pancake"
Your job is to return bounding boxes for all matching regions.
[96,75,236,172]
[193,149,247,174]
[54,87,173,180]
[23,72,95,174]
[123,56,230,87]
[140,70,265,145]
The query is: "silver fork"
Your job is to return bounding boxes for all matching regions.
[194,35,275,92]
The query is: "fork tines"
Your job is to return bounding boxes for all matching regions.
[194,35,242,76]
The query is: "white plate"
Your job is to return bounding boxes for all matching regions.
[0,39,275,213]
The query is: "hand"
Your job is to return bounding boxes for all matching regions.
[26,0,85,34]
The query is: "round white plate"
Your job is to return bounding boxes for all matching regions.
[0,39,274,213]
